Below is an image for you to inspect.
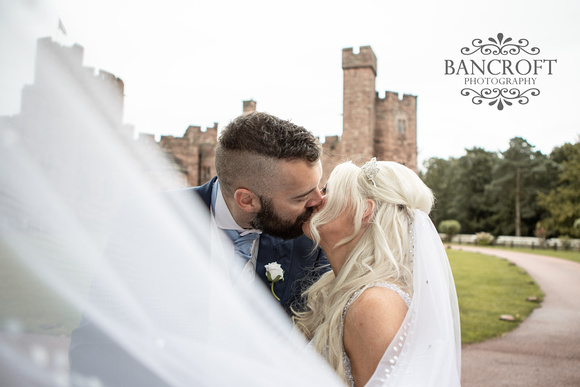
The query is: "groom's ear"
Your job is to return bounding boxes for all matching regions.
[234,188,261,213]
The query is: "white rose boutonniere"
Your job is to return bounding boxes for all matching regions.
[265,262,284,301]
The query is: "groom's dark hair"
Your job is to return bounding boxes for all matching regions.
[215,111,321,196]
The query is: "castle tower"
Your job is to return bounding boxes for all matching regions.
[342,46,417,171]
[243,100,256,113]
[22,37,125,134]
[374,92,417,171]
[342,46,377,163]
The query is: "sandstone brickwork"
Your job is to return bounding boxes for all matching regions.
[159,123,218,187]
[320,46,417,184]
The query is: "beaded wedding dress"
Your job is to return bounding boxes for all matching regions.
[363,210,461,387]
[311,210,461,387]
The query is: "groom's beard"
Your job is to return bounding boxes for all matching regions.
[250,196,314,240]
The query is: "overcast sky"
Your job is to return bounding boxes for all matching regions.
[1,0,579,168]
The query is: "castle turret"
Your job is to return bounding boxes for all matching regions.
[243,100,256,113]
[342,46,377,162]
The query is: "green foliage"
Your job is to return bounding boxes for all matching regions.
[439,219,461,241]
[574,219,580,238]
[421,137,566,238]
[422,157,461,227]
[448,250,543,344]
[537,141,580,237]
[484,137,558,236]
[455,148,500,234]
[475,232,494,245]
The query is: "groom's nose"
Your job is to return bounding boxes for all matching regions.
[310,195,327,214]
[305,187,324,208]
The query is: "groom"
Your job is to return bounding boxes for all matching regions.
[193,111,328,312]
[69,112,329,386]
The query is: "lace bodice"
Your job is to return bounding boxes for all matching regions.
[340,282,411,387]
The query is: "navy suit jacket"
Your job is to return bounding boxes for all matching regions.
[192,176,328,313]
[69,177,328,386]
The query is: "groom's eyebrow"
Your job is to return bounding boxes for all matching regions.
[291,187,317,200]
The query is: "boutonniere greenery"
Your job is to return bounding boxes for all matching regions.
[265,262,284,301]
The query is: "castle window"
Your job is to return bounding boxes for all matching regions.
[397,119,406,134]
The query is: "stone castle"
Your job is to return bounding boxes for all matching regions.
[1,37,187,231]
[321,46,417,182]
[156,45,418,186]
[3,39,417,196]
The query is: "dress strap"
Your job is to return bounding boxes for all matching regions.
[344,282,411,316]
[340,282,412,387]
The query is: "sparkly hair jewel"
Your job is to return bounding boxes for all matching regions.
[361,157,379,187]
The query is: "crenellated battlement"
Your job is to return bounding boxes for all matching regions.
[183,123,218,142]
[376,91,417,106]
[323,135,340,145]
[342,46,377,76]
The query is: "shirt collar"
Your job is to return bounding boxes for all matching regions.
[214,181,262,236]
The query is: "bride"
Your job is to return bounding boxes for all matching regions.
[294,158,461,386]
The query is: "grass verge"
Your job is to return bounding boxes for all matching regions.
[448,249,544,344]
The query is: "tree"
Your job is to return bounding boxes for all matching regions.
[485,137,557,236]
[537,140,580,236]
[438,220,461,242]
[420,157,460,228]
[454,147,499,234]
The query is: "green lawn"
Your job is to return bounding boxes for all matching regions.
[448,249,543,344]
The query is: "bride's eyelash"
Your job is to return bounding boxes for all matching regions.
[321,184,327,195]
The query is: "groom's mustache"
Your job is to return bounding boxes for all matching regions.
[298,206,315,224]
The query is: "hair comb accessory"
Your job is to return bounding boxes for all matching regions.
[361,157,379,187]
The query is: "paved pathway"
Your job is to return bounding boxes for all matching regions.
[453,246,580,387]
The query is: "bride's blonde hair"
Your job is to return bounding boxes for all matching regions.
[293,160,434,382]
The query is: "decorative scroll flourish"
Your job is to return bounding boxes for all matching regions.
[461,33,540,56]
[460,87,540,110]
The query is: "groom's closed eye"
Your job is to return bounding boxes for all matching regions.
[292,187,318,202]
[294,196,309,203]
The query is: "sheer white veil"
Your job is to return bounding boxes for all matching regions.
[1,4,459,386]
[367,210,462,387]
[0,5,343,386]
